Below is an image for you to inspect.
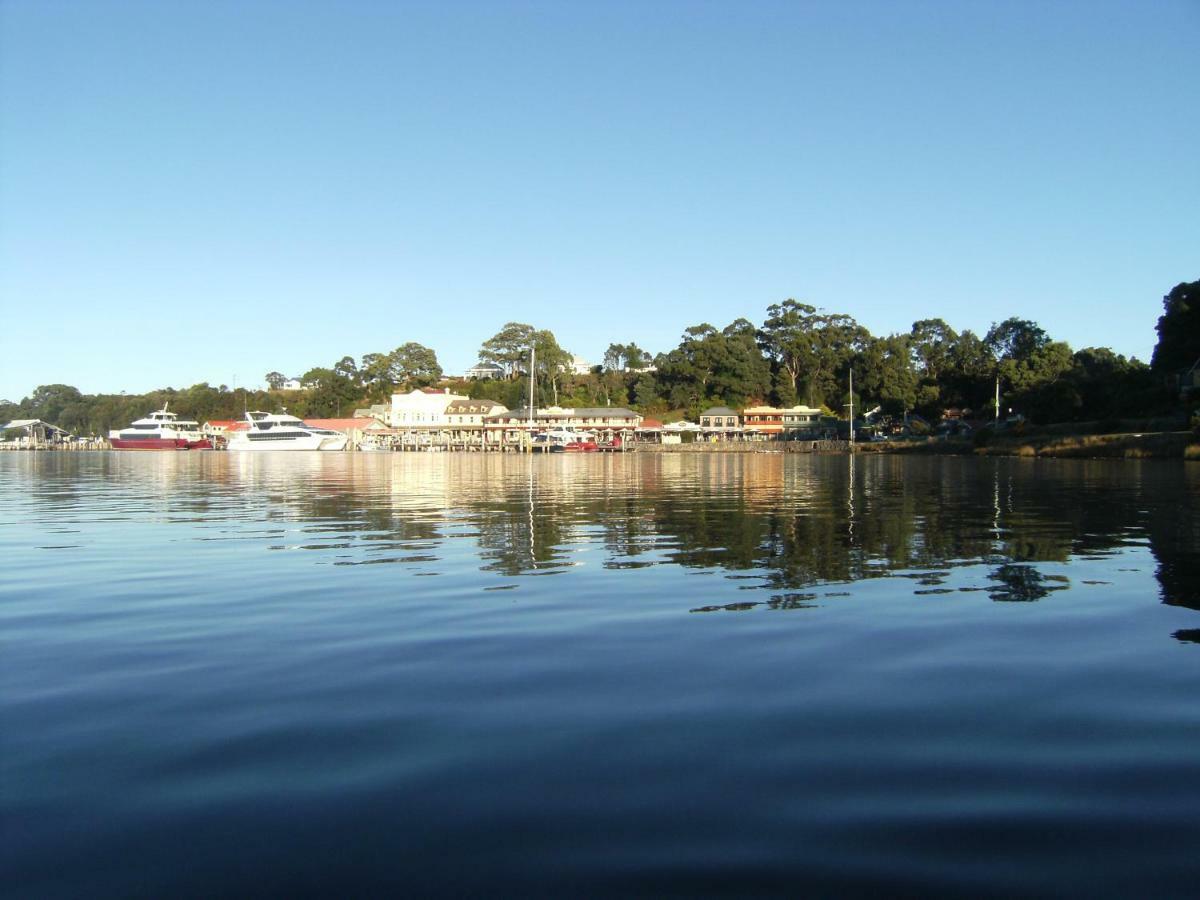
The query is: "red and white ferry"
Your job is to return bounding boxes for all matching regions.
[109,405,213,450]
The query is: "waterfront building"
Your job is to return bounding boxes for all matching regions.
[635,418,681,445]
[484,406,642,443]
[700,410,734,432]
[699,407,740,430]
[444,398,509,447]
[202,419,241,440]
[741,406,785,437]
[1,419,72,448]
[445,398,508,428]
[389,388,469,429]
[697,407,744,442]
[352,404,390,423]
[781,405,824,437]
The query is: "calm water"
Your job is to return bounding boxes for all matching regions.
[3,452,1200,897]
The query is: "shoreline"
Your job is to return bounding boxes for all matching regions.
[635,431,1200,460]
[5,432,1197,460]
[854,430,1199,461]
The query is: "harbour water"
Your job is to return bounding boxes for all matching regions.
[3,452,1199,896]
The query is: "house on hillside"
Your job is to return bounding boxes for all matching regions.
[466,362,504,380]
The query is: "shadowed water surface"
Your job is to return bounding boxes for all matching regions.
[2,452,1199,896]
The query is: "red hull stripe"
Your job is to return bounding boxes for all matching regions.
[110,438,213,450]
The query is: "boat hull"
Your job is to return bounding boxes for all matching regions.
[227,435,348,452]
[110,437,213,450]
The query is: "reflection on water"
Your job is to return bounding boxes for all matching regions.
[16,451,1188,604]
[3,452,1200,896]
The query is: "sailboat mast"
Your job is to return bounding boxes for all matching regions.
[849,368,855,445]
[528,346,535,450]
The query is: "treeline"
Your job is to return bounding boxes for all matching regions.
[465,281,1195,424]
[4,280,1195,435]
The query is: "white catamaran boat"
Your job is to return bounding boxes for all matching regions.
[225,411,349,452]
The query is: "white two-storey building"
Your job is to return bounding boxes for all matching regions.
[389,388,469,430]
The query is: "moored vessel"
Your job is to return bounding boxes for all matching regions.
[226,411,349,452]
[532,428,601,452]
[563,437,599,452]
[109,405,213,450]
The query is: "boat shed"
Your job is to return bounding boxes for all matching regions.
[2,419,72,447]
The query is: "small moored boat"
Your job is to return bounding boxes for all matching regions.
[563,437,599,452]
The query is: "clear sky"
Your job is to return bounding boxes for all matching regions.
[1,0,1196,400]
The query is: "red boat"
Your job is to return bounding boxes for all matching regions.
[109,405,213,450]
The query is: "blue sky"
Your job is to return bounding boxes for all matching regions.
[1,0,1196,400]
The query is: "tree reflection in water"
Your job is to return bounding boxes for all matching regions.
[986,564,1070,602]
[209,453,1197,626]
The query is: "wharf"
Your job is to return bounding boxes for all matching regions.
[632,440,851,453]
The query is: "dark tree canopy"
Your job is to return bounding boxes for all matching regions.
[604,342,652,372]
[985,318,1050,363]
[758,300,868,408]
[1151,280,1200,374]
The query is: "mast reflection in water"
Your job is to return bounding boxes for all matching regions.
[3,452,1199,897]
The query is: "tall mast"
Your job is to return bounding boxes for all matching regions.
[849,368,855,445]
[528,346,535,433]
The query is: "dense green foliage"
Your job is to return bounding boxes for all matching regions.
[1151,280,1200,375]
[3,281,1192,434]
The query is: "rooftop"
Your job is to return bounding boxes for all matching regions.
[446,399,507,414]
